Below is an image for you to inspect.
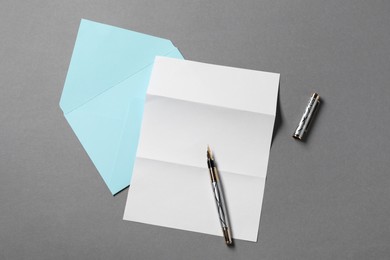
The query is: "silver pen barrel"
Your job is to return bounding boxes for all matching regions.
[211,173,232,245]
[207,147,233,245]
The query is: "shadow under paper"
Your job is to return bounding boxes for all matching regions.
[271,86,283,146]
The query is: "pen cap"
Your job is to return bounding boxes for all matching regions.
[292,93,320,140]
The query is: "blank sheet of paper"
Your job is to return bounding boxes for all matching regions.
[124,57,280,242]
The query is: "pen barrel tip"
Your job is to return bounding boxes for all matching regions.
[223,228,233,245]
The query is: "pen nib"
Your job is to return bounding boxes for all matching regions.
[207,145,213,160]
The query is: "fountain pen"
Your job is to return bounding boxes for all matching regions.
[207,146,233,245]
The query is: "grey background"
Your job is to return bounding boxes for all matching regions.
[1,0,389,259]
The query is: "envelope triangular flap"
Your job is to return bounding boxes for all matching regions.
[64,77,135,190]
[59,19,184,195]
[60,19,177,114]
[65,52,183,195]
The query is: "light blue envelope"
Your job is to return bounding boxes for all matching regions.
[60,19,184,195]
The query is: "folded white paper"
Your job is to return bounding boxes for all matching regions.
[124,57,280,242]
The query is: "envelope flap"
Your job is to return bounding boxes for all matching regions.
[60,19,177,114]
